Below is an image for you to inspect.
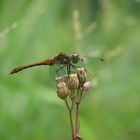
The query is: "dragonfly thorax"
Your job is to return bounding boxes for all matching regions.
[70,53,80,64]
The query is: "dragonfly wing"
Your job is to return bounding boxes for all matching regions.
[49,56,104,79]
[78,56,105,78]
[49,64,68,79]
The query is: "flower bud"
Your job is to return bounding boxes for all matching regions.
[82,81,91,91]
[67,74,79,90]
[76,135,82,140]
[56,82,69,100]
[77,68,87,84]
[55,77,63,85]
[56,75,68,84]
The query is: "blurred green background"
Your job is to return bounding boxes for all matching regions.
[0,0,140,140]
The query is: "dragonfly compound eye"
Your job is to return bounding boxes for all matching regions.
[71,53,80,64]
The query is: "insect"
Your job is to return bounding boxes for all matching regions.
[10,52,104,76]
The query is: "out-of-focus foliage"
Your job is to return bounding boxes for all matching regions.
[0,0,140,140]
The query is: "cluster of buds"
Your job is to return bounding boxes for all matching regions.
[56,68,91,100]
[56,68,92,140]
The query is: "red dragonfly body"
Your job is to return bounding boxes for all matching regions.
[10,52,81,75]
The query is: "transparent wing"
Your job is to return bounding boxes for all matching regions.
[49,64,68,79]
[81,56,105,72]
[74,56,105,81]
[79,56,105,87]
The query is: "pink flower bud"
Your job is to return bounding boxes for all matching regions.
[82,81,91,91]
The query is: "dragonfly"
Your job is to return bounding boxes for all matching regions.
[10,52,104,77]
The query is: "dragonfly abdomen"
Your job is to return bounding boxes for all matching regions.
[10,58,54,74]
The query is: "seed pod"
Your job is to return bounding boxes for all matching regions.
[77,68,87,84]
[76,135,82,140]
[56,82,69,100]
[67,74,79,90]
[55,77,63,85]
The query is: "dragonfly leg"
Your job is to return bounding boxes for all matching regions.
[66,63,71,76]
[70,63,82,69]
[69,63,87,73]
[55,65,66,77]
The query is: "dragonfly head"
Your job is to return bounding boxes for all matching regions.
[70,53,80,64]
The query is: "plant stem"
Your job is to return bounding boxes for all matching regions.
[65,99,75,140]
[75,90,84,139]
[75,102,80,138]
